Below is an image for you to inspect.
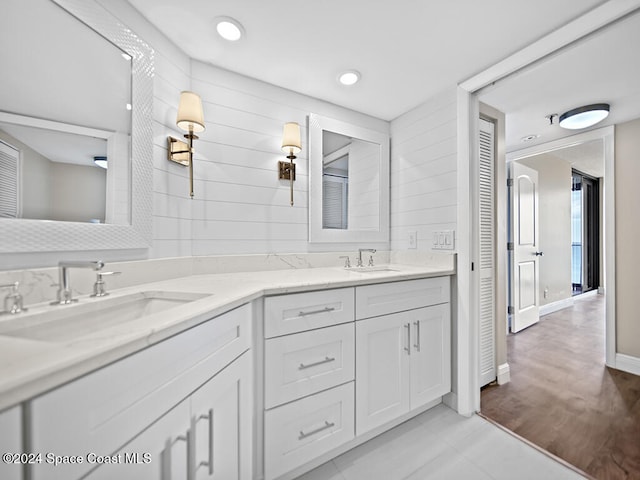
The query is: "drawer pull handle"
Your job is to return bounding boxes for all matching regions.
[299,306,335,317]
[298,420,336,440]
[414,320,421,352]
[299,356,336,370]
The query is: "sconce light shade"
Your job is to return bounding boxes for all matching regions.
[281,122,301,155]
[559,103,609,130]
[176,91,205,133]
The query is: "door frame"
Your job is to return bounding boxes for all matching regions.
[506,127,615,366]
[454,0,636,416]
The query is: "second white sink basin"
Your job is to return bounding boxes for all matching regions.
[0,291,209,342]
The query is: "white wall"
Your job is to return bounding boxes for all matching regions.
[152,60,388,258]
[390,87,458,251]
[615,117,640,358]
[50,162,106,223]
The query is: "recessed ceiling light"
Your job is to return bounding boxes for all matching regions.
[521,134,540,142]
[215,17,244,42]
[338,70,360,86]
[559,103,610,130]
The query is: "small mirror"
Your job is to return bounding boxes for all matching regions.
[309,113,389,243]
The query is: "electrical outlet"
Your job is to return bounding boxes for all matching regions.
[408,231,417,249]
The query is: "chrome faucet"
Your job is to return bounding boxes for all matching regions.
[357,249,376,267]
[54,260,105,305]
[0,282,27,314]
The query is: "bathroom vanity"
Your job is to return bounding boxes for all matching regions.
[0,261,453,480]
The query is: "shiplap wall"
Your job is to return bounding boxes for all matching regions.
[100,1,388,259]
[389,87,458,251]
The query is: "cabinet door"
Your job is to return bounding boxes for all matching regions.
[190,351,252,480]
[0,406,22,480]
[355,313,410,436]
[410,304,451,409]
[85,400,190,480]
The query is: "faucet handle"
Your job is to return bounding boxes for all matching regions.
[92,271,122,297]
[0,281,27,314]
[368,255,375,267]
[338,256,351,268]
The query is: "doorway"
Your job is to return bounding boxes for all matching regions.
[571,170,600,296]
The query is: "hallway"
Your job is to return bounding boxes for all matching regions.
[481,295,640,479]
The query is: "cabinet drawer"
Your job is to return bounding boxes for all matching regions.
[356,277,449,319]
[265,323,355,409]
[28,303,252,480]
[264,288,354,338]
[264,382,354,480]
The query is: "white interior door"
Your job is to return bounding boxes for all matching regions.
[510,162,541,333]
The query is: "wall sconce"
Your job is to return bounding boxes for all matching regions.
[279,122,301,206]
[168,91,205,198]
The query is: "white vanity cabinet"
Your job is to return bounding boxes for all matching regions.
[86,351,252,480]
[0,405,22,480]
[27,304,253,480]
[355,278,451,435]
[263,288,356,480]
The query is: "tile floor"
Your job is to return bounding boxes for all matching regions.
[296,404,586,480]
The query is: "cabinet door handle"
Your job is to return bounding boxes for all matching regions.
[298,420,335,440]
[162,433,188,480]
[414,321,421,352]
[298,306,335,316]
[187,410,214,479]
[404,323,411,355]
[299,356,336,370]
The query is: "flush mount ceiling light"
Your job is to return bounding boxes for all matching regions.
[559,103,610,130]
[215,17,244,42]
[94,156,107,169]
[338,70,360,86]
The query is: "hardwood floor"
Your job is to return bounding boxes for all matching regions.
[481,294,640,480]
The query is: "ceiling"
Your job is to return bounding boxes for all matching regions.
[480,9,640,154]
[126,0,608,121]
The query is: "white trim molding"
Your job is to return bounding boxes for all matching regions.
[497,363,510,385]
[615,354,640,376]
[539,297,575,317]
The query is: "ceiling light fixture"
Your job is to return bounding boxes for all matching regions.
[94,156,107,169]
[559,103,610,130]
[215,17,244,42]
[338,70,360,86]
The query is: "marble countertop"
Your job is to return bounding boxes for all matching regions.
[0,263,454,411]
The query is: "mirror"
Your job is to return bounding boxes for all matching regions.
[309,113,389,243]
[0,0,131,224]
[0,0,153,254]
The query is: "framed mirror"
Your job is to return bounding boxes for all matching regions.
[0,0,153,254]
[308,113,390,243]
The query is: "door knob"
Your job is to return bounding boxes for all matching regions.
[534,251,544,256]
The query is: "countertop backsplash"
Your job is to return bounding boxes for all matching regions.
[0,252,454,309]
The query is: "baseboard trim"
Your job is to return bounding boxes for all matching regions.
[615,353,640,377]
[539,297,574,316]
[497,363,511,385]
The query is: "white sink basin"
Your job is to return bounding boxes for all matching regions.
[346,266,400,274]
[0,291,209,342]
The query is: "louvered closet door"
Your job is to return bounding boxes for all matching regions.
[478,119,496,387]
[0,141,19,218]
